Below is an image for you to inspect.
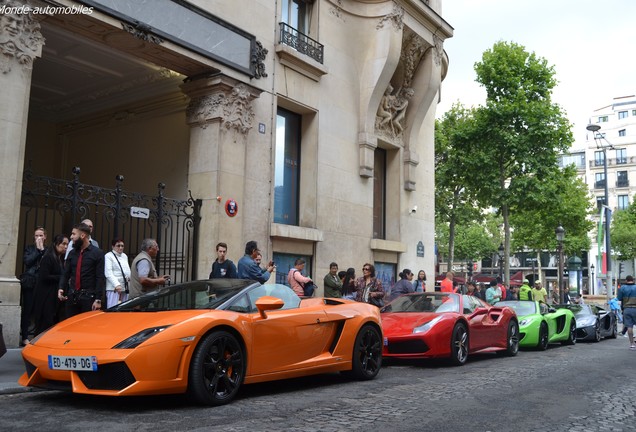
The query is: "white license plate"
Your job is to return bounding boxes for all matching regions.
[48,355,98,371]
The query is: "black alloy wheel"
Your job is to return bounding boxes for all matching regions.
[538,322,549,351]
[188,330,245,406]
[563,320,577,345]
[350,324,382,380]
[593,321,602,342]
[450,323,469,366]
[505,320,520,356]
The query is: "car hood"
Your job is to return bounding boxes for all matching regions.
[381,312,441,335]
[32,309,209,350]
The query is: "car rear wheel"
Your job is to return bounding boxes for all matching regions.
[562,320,576,345]
[593,321,602,342]
[450,323,469,366]
[538,322,549,351]
[349,324,382,380]
[188,330,245,406]
[505,320,519,356]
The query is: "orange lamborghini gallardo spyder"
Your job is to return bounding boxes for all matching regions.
[19,279,382,405]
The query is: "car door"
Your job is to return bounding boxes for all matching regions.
[464,296,492,351]
[247,286,333,376]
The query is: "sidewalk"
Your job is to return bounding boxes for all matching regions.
[0,348,31,395]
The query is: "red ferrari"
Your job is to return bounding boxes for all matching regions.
[381,292,519,365]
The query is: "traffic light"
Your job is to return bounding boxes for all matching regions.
[619,262,624,277]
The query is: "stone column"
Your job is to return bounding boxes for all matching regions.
[0,0,44,347]
[180,74,261,278]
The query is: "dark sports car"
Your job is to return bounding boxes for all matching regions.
[381,292,519,366]
[554,304,618,341]
[19,279,383,406]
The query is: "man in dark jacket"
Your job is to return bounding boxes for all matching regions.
[209,242,237,279]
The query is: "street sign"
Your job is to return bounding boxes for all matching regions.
[130,206,150,219]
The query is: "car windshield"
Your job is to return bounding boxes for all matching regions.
[382,293,459,313]
[108,279,258,312]
[555,304,592,319]
[497,301,537,316]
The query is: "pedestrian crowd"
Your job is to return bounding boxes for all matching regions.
[18,221,169,346]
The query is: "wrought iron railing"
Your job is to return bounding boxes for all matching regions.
[19,166,201,283]
[279,22,324,64]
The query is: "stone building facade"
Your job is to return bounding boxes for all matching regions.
[0,0,452,346]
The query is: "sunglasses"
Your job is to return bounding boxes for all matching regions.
[362,267,370,271]
[115,244,124,247]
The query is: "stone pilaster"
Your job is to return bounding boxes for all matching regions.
[0,0,44,347]
[180,74,261,277]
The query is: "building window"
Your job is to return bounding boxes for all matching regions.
[274,108,301,225]
[594,150,605,167]
[617,171,629,188]
[619,129,627,137]
[559,153,585,169]
[375,262,396,289]
[618,111,629,120]
[616,148,627,164]
[633,109,636,116]
[373,148,386,239]
[279,0,323,63]
[598,116,608,122]
[273,252,312,285]
[594,172,606,189]
[618,195,630,211]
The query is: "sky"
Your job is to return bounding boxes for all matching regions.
[436,0,636,145]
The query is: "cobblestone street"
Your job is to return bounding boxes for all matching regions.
[3,332,634,432]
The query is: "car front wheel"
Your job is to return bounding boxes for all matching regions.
[563,320,577,345]
[505,320,519,356]
[593,321,602,342]
[450,323,469,366]
[538,322,549,351]
[188,330,245,406]
[350,324,382,380]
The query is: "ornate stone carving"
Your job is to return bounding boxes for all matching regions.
[375,84,414,138]
[222,84,254,134]
[186,93,225,128]
[251,40,268,78]
[329,0,345,22]
[400,33,428,89]
[186,83,255,134]
[0,0,44,74]
[121,21,164,45]
[376,3,404,31]
[432,33,443,67]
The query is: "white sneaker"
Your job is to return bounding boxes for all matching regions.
[623,333,629,337]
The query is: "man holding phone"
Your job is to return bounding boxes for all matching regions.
[237,240,275,283]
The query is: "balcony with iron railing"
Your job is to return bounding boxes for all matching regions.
[279,22,324,64]
[594,180,606,189]
[589,156,636,169]
[616,179,630,188]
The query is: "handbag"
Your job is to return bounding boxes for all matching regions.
[302,281,316,297]
[111,251,129,293]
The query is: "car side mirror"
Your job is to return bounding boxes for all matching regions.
[471,307,488,317]
[255,296,284,319]
[548,307,556,313]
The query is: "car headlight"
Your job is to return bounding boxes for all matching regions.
[519,318,535,327]
[413,316,443,334]
[578,317,596,327]
[112,325,172,349]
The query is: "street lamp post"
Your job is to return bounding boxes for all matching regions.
[591,264,595,294]
[587,123,613,303]
[556,225,565,304]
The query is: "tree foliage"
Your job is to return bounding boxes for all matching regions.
[460,41,574,283]
[612,198,636,261]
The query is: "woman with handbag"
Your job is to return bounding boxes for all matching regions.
[355,263,385,308]
[287,258,314,297]
[105,238,131,308]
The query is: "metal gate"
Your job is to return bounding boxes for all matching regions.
[18,166,201,283]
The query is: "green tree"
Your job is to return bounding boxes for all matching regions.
[435,104,482,271]
[510,165,594,256]
[462,41,573,285]
[612,198,636,262]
